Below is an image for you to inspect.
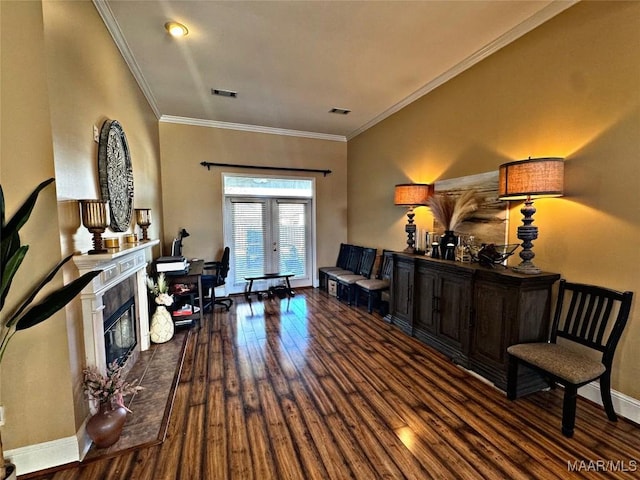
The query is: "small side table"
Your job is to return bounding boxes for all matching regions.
[164,260,203,327]
[244,272,295,301]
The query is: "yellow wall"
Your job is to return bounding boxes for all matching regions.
[1,0,72,449]
[1,0,163,453]
[348,2,640,398]
[158,122,347,275]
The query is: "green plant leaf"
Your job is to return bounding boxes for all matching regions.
[2,178,54,236]
[1,178,54,311]
[0,245,29,313]
[14,270,101,331]
[5,254,80,329]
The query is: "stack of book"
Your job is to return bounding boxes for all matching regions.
[155,256,188,273]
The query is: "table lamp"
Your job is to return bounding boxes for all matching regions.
[394,183,433,254]
[498,157,564,274]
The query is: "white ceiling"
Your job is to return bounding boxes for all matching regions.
[96,0,575,141]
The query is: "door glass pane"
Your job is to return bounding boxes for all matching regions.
[224,176,312,197]
[231,201,266,284]
[278,202,306,277]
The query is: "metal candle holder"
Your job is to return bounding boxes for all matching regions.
[80,200,108,254]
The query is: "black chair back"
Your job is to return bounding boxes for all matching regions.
[379,250,393,281]
[335,243,351,269]
[356,248,377,278]
[551,280,633,366]
[343,245,363,273]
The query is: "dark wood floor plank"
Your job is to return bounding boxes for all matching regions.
[127,445,162,480]
[203,382,228,480]
[226,394,255,480]
[24,288,640,480]
[190,335,209,406]
[151,381,190,479]
[181,403,206,479]
[256,381,306,480]
[288,379,355,480]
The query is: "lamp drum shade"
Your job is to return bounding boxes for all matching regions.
[394,183,433,206]
[499,157,564,200]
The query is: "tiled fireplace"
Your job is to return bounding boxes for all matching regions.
[73,240,159,372]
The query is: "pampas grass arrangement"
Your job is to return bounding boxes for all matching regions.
[427,190,479,231]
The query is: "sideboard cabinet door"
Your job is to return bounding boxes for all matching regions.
[470,269,558,394]
[388,254,415,335]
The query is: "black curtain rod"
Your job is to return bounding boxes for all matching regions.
[200,161,332,177]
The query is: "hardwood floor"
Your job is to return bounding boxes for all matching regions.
[25,288,639,479]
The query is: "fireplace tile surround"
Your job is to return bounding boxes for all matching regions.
[73,239,159,373]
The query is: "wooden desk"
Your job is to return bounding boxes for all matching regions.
[165,260,203,327]
[244,272,295,301]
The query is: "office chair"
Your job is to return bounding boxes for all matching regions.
[203,246,233,311]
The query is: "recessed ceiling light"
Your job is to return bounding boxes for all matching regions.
[329,108,351,115]
[211,88,238,98]
[165,22,189,38]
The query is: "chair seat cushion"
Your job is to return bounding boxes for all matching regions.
[356,278,390,291]
[336,274,366,284]
[507,343,605,384]
[319,266,346,273]
[326,269,354,279]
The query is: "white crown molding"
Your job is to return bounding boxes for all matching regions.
[92,0,161,119]
[159,115,347,142]
[346,0,578,140]
[95,0,575,143]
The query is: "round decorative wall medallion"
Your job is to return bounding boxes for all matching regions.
[98,119,134,232]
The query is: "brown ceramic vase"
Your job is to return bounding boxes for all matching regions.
[86,403,127,448]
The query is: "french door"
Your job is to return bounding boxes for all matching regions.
[224,197,312,294]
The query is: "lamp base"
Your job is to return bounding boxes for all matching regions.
[88,248,108,255]
[511,261,541,275]
[512,197,540,274]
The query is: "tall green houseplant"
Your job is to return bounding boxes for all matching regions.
[0,178,100,479]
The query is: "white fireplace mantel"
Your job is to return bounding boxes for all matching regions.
[73,239,159,372]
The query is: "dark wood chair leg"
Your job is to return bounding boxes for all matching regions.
[506,355,518,400]
[367,291,375,313]
[599,371,618,421]
[347,284,355,305]
[562,384,578,438]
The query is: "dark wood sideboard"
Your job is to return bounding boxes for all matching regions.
[385,252,561,396]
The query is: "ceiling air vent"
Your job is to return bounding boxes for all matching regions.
[211,88,237,98]
[329,107,351,115]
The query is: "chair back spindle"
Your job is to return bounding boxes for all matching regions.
[552,281,633,360]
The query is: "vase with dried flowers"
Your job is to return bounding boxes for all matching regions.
[83,361,143,448]
[427,190,479,257]
[146,273,174,343]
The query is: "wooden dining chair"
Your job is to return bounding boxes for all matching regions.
[506,279,633,437]
[333,247,377,305]
[355,250,393,313]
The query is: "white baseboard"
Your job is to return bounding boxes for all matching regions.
[458,364,640,425]
[579,381,640,425]
[4,420,90,476]
[4,435,79,476]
